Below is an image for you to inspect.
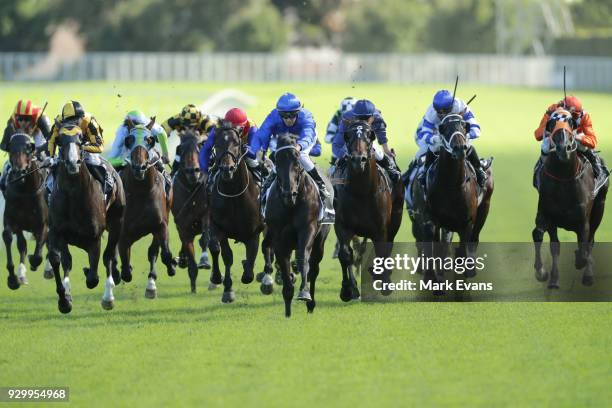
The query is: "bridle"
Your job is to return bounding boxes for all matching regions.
[215,128,251,198]
[345,122,374,160]
[439,114,467,154]
[275,143,304,199]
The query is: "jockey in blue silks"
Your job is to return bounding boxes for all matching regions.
[332,99,401,183]
[250,92,329,199]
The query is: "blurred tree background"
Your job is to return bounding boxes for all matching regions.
[0,0,610,55]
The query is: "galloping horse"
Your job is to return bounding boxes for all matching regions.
[48,125,125,313]
[208,125,269,302]
[171,131,209,293]
[533,108,608,288]
[118,120,176,299]
[334,121,403,300]
[266,134,331,317]
[2,133,49,288]
[410,114,493,283]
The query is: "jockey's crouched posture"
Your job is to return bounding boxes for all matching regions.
[161,104,217,176]
[534,95,608,180]
[0,99,52,192]
[44,101,113,200]
[199,107,263,190]
[332,99,401,183]
[109,110,172,196]
[408,90,486,188]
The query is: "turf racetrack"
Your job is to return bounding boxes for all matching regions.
[1,83,611,407]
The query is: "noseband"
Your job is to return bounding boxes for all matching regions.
[439,114,467,154]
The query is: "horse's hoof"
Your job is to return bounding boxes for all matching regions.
[307,300,316,313]
[222,291,235,303]
[381,288,393,297]
[535,267,548,282]
[18,275,28,285]
[547,282,560,290]
[582,275,594,286]
[255,271,265,283]
[121,270,133,283]
[101,299,114,310]
[210,273,222,285]
[28,254,43,271]
[260,283,273,295]
[574,250,587,269]
[351,286,361,300]
[340,285,352,302]
[58,298,72,314]
[241,272,254,285]
[43,262,54,280]
[86,275,99,289]
[208,282,218,291]
[145,288,157,299]
[198,254,210,270]
[274,271,283,286]
[190,283,197,294]
[297,289,311,301]
[7,275,20,290]
[167,265,176,277]
[177,256,188,269]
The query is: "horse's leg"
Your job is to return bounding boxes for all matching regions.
[220,238,235,303]
[373,237,392,297]
[145,236,160,299]
[156,222,176,278]
[104,215,122,285]
[548,227,560,289]
[533,209,549,283]
[208,235,222,289]
[307,230,326,313]
[15,232,28,285]
[258,230,275,294]
[335,223,355,302]
[276,247,294,317]
[241,234,258,284]
[118,233,134,283]
[48,231,71,313]
[296,225,316,302]
[29,228,46,271]
[185,239,198,293]
[92,239,113,310]
[198,229,211,269]
[60,244,72,302]
[578,224,594,286]
[2,227,19,290]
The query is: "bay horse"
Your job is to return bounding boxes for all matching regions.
[118,120,176,299]
[208,125,270,303]
[533,108,608,288]
[48,125,125,313]
[410,114,493,284]
[2,133,49,289]
[171,131,210,293]
[334,121,403,300]
[265,134,331,317]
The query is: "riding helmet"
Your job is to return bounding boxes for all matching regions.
[433,90,454,112]
[61,101,85,121]
[276,93,302,112]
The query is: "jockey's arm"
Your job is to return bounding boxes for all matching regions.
[251,113,275,159]
[108,125,128,160]
[331,126,347,158]
[0,119,14,152]
[47,125,59,157]
[198,128,215,174]
[534,111,550,141]
[577,112,597,149]
[153,126,169,160]
[161,115,181,135]
[36,114,52,140]
[82,116,104,154]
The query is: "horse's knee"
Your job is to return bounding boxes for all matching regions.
[532,228,544,243]
[2,229,12,243]
[338,244,353,265]
[49,250,61,266]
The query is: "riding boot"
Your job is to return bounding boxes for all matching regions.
[467,146,487,188]
[307,168,330,200]
[377,154,401,184]
[418,150,435,190]
[533,153,545,189]
[403,158,418,188]
[582,149,606,179]
[87,164,111,199]
[245,157,262,184]
[0,162,10,193]
[171,159,180,177]
[155,161,172,197]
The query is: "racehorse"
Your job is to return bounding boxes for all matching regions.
[171,131,210,293]
[533,108,608,288]
[334,121,403,300]
[48,125,125,313]
[409,113,493,284]
[118,120,176,299]
[2,133,49,289]
[265,134,331,317]
[208,125,270,302]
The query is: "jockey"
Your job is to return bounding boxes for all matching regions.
[325,96,355,165]
[534,95,607,178]
[199,107,262,183]
[412,90,486,188]
[108,110,170,168]
[250,92,330,199]
[45,100,112,198]
[0,99,52,192]
[161,104,218,176]
[332,99,401,183]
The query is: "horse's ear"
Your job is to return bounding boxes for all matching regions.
[147,116,156,130]
[127,118,135,130]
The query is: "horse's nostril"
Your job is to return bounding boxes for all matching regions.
[361,156,367,163]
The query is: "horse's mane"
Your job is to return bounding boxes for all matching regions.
[277,133,298,148]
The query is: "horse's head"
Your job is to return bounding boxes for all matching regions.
[178,130,202,185]
[438,114,468,160]
[275,133,303,207]
[548,108,577,162]
[214,124,243,181]
[344,120,375,172]
[57,125,83,175]
[7,133,35,185]
[126,118,156,181]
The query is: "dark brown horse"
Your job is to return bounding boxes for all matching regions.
[533,108,608,288]
[171,131,209,293]
[2,133,49,289]
[334,121,403,300]
[118,121,176,299]
[48,125,125,313]
[208,125,270,302]
[410,114,493,284]
[266,134,331,317]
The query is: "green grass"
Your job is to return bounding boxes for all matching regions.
[0,82,611,407]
